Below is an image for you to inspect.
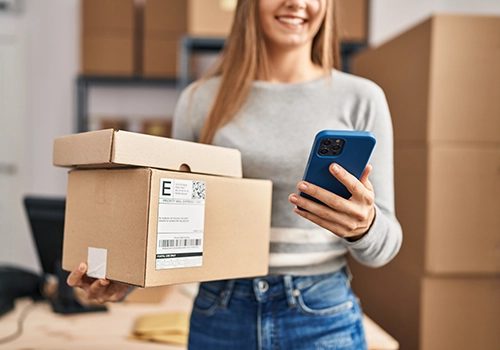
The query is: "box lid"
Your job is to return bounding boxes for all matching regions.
[53,129,242,178]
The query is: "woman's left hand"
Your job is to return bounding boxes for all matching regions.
[288,163,375,241]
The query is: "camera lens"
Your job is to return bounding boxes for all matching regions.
[319,148,329,155]
[321,139,332,146]
[333,144,341,151]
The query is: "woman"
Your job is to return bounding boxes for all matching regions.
[68,0,402,349]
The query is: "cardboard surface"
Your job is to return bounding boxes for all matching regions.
[62,168,272,287]
[82,0,136,32]
[126,285,171,303]
[420,277,500,350]
[143,35,180,77]
[81,35,135,76]
[81,0,137,76]
[53,129,243,178]
[187,0,235,37]
[350,264,500,350]
[353,14,500,144]
[143,0,187,34]
[337,0,368,42]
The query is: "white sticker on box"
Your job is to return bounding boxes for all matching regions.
[156,178,206,270]
[87,247,107,279]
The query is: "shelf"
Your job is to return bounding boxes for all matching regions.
[76,75,178,133]
[76,37,367,133]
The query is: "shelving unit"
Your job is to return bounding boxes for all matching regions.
[75,76,177,133]
[76,36,366,133]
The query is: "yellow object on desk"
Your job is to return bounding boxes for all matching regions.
[130,312,190,345]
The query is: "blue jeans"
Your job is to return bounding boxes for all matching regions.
[188,269,367,350]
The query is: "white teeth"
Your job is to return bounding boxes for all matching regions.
[278,17,305,25]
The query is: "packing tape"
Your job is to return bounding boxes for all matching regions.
[87,247,107,279]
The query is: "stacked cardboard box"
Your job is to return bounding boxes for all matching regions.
[81,0,137,76]
[349,14,500,350]
[53,129,272,287]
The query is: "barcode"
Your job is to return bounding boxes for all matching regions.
[159,239,202,248]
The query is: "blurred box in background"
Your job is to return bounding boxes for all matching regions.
[81,0,137,76]
[337,0,368,42]
[142,0,187,77]
[350,14,500,350]
[126,285,171,303]
[100,117,130,131]
[142,118,172,138]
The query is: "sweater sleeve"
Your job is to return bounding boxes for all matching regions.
[343,82,403,268]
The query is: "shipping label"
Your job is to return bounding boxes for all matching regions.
[156,178,206,270]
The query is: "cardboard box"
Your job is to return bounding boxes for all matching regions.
[349,14,500,350]
[352,14,500,144]
[142,35,180,77]
[82,0,136,32]
[187,0,235,37]
[62,167,272,287]
[81,0,137,76]
[349,266,500,350]
[53,129,242,178]
[82,35,135,76]
[337,0,368,42]
[125,285,171,303]
[54,129,271,287]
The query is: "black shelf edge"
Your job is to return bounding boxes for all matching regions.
[77,75,178,87]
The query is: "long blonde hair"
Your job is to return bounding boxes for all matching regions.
[197,0,339,144]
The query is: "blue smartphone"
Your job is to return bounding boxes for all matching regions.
[300,130,376,204]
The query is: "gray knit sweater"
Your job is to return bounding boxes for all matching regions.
[172,70,402,276]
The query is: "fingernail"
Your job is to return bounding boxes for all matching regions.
[100,280,108,286]
[78,263,86,272]
[290,195,298,204]
[298,183,308,191]
[332,164,339,173]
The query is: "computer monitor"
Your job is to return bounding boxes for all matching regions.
[23,196,106,314]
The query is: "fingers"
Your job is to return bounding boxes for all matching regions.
[329,163,366,199]
[67,262,88,287]
[87,279,111,303]
[360,164,374,192]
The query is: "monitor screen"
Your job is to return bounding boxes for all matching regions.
[23,196,66,276]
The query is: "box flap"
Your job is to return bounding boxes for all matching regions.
[53,129,243,178]
[53,129,114,167]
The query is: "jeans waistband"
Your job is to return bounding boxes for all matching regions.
[212,266,352,309]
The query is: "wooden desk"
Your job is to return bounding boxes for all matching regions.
[0,286,398,350]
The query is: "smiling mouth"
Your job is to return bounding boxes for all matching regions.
[276,16,307,25]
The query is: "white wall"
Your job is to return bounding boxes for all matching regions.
[369,0,500,46]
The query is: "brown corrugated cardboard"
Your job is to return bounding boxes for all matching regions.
[82,0,136,33]
[81,0,137,76]
[143,35,181,77]
[62,167,272,287]
[349,264,500,350]
[187,0,235,37]
[349,14,500,350]
[353,14,500,144]
[337,0,368,42]
[82,35,135,76]
[143,0,187,34]
[126,286,171,303]
[53,129,242,178]
[420,277,500,350]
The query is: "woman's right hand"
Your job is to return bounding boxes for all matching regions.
[67,262,132,303]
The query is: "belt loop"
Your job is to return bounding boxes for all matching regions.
[220,279,236,309]
[343,265,353,288]
[283,275,297,309]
